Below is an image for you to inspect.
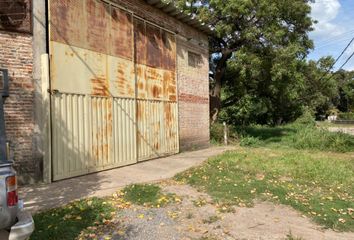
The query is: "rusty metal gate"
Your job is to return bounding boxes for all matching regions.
[48,0,179,181]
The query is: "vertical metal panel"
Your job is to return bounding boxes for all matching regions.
[49,0,180,181]
[146,23,162,69]
[49,0,87,48]
[161,31,176,72]
[51,93,137,181]
[51,93,91,180]
[134,18,147,65]
[110,6,133,60]
[137,100,178,161]
[112,98,137,166]
[86,0,110,54]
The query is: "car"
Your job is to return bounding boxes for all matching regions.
[0,163,35,240]
[0,69,34,239]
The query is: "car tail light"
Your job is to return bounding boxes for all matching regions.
[6,176,18,206]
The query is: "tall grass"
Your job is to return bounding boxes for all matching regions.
[212,114,354,152]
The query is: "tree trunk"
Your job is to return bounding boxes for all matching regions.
[210,50,232,124]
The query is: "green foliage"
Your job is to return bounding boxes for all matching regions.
[176,147,354,231]
[123,184,161,205]
[239,136,261,147]
[31,197,114,240]
[334,70,354,112]
[122,184,176,207]
[289,126,354,153]
[293,110,316,127]
[210,123,225,144]
[220,52,338,125]
[338,112,354,120]
[235,121,354,153]
[174,0,314,122]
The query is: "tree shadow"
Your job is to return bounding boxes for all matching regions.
[238,126,297,144]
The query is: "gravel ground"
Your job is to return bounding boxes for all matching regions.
[95,182,354,240]
[327,127,354,136]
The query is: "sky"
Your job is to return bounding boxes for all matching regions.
[308,0,354,71]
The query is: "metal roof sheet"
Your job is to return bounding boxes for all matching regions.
[144,0,213,35]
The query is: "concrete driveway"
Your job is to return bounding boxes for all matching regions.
[19,146,234,213]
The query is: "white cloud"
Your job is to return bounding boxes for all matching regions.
[310,0,343,37]
[310,0,341,22]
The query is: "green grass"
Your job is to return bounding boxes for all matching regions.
[30,197,114,240]
[175,147,354,231]
[235,123,354,152]
[122,184,177,207]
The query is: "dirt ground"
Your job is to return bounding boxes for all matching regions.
[327,127,354,136]
[96,182,354,240]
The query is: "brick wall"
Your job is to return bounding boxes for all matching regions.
[0,31,35,182]
[177,38,210,150]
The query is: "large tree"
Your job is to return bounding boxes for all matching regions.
[175,0,314,122]
[333,70,354,112]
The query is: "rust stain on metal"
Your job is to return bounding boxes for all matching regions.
[152,86,161,98]
[136,65,147,99]
[134,18,146,65]
[146,23,162,68]
[86,0,109,54]
[91,77,109,96]
[92,97,113,163]
[50,0,86,47]
[161,31,176,71]
[115,61,135,97]
[145,67,163,100]
[162,70,176,101]
[111,6,133,59]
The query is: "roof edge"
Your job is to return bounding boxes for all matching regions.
[144,0,213,35]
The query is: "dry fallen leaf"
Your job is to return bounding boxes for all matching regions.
[338,218,346,223]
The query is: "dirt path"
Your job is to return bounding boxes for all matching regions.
[96,182,354,240]
[327,127,354,136]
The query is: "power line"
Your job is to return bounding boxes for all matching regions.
[315,29,354,47]
[317,36,354,81]
[332,37,354,68]
[338,50,354,70]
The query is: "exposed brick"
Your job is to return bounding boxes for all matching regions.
[0,31,35,181]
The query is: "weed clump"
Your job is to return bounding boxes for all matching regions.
[122,184,179,207]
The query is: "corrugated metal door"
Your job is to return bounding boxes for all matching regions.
[48,0,179,181]
[134,19,179,161]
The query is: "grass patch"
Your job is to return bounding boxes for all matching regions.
[234,123,354,153]
[175,147,354,231]
[122,184,178,207]
[202,215,221,224]
[286,232,304,240]
[30,197,114,240]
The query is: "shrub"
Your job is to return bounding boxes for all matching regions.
[210,123,225,144]
[240,136,261,147]
[338,112,354,120]
[293,110,316,127]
